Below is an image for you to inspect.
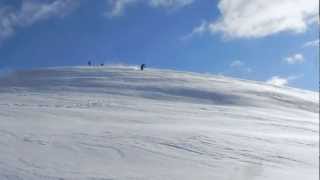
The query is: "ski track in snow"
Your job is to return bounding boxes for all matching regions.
[0,66,318,180]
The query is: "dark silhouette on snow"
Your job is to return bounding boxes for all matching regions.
[140,64,146,71]
[88,61,92,66]
[100,63,104,66]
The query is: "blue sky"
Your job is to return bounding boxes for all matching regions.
[0,0,319,90]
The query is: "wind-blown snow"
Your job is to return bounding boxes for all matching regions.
[0,66,318,180]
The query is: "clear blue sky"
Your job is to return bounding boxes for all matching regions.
[0,0,319,90]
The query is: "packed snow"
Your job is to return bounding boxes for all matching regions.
[0,66,318,180]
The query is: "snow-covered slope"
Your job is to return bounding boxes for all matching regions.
[0,66,318,180]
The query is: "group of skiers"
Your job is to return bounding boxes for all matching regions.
[87,61,104,67]
[87,61,146,71]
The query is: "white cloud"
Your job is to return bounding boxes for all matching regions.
[303,39,319,48]
[230,60,244,68]
[150,0,194,8]
[284,53,305,64]
[107,0,137,17]
[107,0,194,17]
[220,60,253,76]
[266,74,303,86]
[189,0,319,39]
[181,20,209,40]
[230,60,252,72]
[0,0,78,43]
[266,76,288,86]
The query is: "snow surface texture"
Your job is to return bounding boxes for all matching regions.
[0,66,318,180]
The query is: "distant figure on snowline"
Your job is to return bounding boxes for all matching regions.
[88,61,92,66]
[100,63,104,66]
[140,64,146,71]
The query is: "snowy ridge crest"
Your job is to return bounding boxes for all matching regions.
[0,66,318,180]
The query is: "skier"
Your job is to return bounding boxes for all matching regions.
[140,64,146,71]
[88,61,92,66]
[100,63,104,66]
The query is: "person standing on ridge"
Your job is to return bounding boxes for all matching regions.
[140,64,146,71]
